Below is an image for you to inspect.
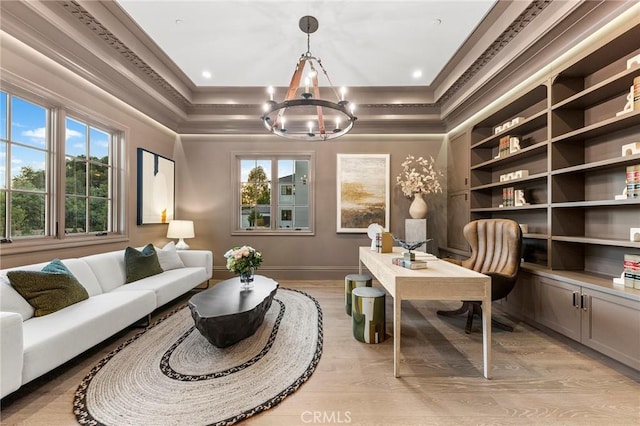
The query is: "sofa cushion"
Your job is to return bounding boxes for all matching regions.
[82,251,127,293]
[124,244,163,283]
[156,241,185,271]
[7,260,89,317]
[113,267,208,307]
[20,290,156,384]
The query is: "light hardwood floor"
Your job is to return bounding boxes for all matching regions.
[1,280,639,425]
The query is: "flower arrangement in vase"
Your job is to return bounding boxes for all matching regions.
[224,245,263,289]
[396,155,443,219]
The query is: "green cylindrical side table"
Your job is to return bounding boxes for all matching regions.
[352,286,386,344]
[344,273,372,316]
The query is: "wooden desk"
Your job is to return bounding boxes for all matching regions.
[359,247,492,378]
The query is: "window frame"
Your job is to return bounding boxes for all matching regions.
[0,83,126,253]
[231,151,315,236]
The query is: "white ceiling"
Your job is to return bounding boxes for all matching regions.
[115,0,496,88]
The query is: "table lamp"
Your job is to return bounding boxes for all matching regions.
[167,220,195,250]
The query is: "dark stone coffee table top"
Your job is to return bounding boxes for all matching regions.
[188,275,278,347]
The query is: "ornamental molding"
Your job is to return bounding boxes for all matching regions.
[436,0,552,105]
[58,0,546,113]
[61,0,191,107]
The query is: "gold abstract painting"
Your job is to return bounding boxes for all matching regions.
[336,154,389,233]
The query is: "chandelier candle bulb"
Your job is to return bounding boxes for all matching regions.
[340,87,346,101]
[268,86,274,101]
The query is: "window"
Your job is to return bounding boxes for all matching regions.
[0,92,50,238]
[65,117,113,234]
[0,88,122,242]
[235,154,313,233]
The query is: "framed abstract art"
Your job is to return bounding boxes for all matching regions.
[136,148,175,225]
[336,153,390,233]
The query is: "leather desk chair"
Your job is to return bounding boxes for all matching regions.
[437,218,522,334]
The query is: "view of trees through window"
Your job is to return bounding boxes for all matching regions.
[0,91,113,239]
[238,157,310,231]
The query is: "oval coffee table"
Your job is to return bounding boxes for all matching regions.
[188,275,278,348]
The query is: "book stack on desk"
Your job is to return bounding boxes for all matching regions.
[391,257,428,269]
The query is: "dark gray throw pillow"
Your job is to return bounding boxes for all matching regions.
[124,244,163,283]
[7,259,89,317]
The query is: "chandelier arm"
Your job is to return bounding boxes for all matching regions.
[276,57,307,127]
[316,59,342,101]
[311,72,326,135]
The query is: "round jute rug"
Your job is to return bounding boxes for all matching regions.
[73,288,323,425]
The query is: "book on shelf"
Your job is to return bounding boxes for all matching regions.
[391,257,428,269]
[623,254,640,289]
[502,186,515,207]
[626,165,639,199]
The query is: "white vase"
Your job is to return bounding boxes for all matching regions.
[409,193,428,219]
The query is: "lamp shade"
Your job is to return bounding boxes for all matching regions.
[167,220,195,239]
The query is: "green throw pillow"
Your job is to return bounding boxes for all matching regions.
[124,244,163,283]
[7,259,89,317]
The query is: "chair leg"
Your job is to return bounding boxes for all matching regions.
[437,301,471,317]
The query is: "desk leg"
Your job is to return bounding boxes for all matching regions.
[482,295,492,379]
[393,296,401,378]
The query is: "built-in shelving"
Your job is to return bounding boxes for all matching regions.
[465,23,640,275]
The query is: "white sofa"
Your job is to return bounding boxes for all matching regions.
[0,248,212,398]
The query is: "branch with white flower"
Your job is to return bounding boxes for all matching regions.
[396,155,443,198]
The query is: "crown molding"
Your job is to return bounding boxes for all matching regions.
[2,0,633,136]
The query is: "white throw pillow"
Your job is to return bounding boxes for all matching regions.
[156,241,185,271]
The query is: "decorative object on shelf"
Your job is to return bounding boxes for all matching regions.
[514,189,528,206]
[493,116,525,134]
[337,154,389,233]
[396,155,442,219]
[519,224,529,234]
[224,246,263,290]
[366,223,384,251]
[500,169,529,182]
[136,148,175,225]
[495,136,522,159]
[261,16,357,141]
[615,85,635,116]
[630,228,640,242]
[166,220,195,250]
[621,142,640,156]
[627,54,640,69]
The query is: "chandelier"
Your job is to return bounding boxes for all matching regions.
[261,16,357,141]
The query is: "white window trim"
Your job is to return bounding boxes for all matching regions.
[231,151,315,236]
[0,83,127,255]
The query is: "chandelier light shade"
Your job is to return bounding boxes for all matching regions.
[261,16,357,141]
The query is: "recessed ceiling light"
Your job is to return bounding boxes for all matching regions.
[433,18,442,25]
[175,19,183,25]
[412,70,423,79]
[202,71,212,79]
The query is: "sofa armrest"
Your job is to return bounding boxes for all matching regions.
[1,312,24,398]
[178,250,213,279]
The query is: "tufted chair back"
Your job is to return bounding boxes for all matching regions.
[462,219,521,275]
